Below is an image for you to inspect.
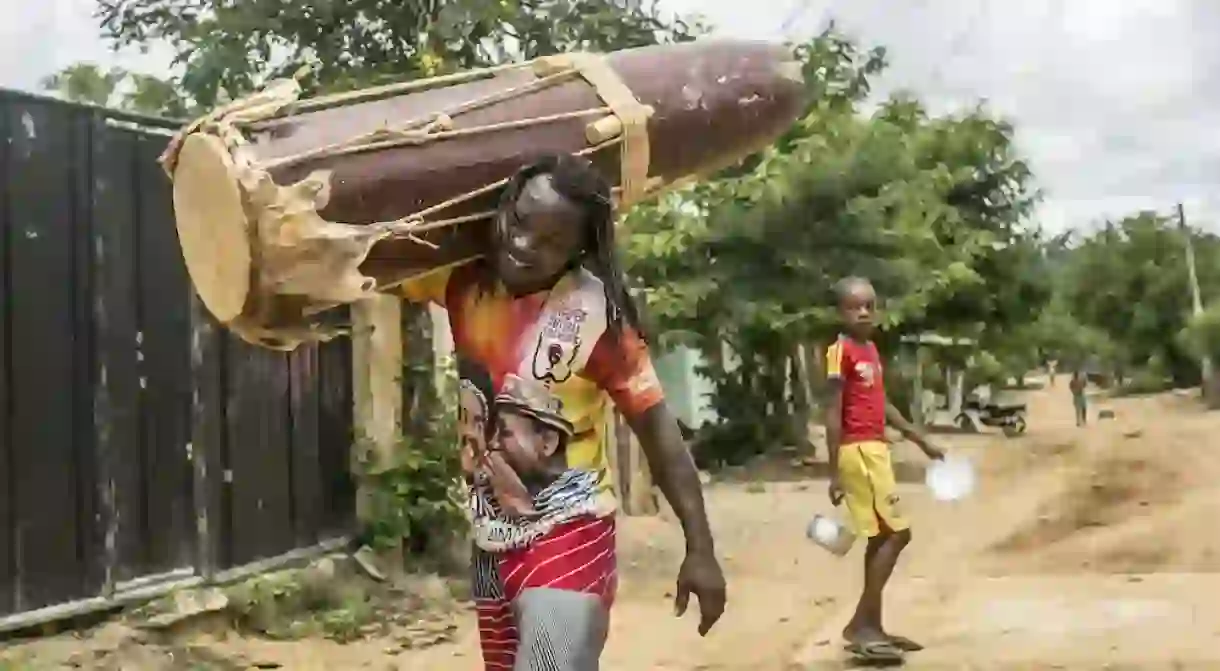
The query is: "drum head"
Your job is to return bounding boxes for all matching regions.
[172,133,251,324]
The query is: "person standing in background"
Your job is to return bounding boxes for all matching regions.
[1070,371,1088,426]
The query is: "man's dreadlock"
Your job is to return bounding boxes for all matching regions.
[490,153,647,343]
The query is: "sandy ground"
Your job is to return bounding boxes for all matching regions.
[6,379,1220,669]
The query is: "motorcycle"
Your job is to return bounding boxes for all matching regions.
[956,398,1028,437]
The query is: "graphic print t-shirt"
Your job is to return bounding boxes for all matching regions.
[825,335,886,443]
[400,263,664,551]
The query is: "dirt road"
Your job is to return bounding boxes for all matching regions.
[7,381,1220,669]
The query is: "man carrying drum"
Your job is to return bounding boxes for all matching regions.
[399,153,726,669]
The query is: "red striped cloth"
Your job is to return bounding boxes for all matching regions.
[476,516,617,670]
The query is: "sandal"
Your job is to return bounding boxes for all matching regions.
[844,640,904,662]
[886,634,923,652]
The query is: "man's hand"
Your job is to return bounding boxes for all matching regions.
[828,475,845,505]
[674,549,727,636]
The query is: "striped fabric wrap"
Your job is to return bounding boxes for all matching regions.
[470,468,615,553]
[474,516,618,670]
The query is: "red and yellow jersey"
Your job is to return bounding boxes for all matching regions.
[400,262,664,549]
[826,335,887,444]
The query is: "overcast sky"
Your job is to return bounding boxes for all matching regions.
[3,0,1217,233]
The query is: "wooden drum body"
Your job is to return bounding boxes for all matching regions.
[162,39,807,350]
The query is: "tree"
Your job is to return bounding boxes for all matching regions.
[623,27,1047,464]
[40,64,126,107]
[65,0,706,115]
[1049,212,1220,389]
[42,63,192,116]
[1183,303,1220,359]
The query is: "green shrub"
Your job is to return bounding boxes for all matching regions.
[358,356,468,558]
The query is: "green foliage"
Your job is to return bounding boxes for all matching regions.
[57,0,707,115]
[357,356,466,556]
[224,569,374,642]
[40,64,125,107]
[220,564,462,644]
[1181,303,1220,362]
[1047,212,1220,386]
[39,63,190,116]
[623,26,1046,463]
[1119,366,1173,396]
[965,351,1006,390]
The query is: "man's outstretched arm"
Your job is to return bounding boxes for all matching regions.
[583,324,726,636]
[627,403,726,636]
[627,403,715,553]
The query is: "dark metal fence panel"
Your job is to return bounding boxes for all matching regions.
[223,340,297,568]
[0,92,11,617]
[187,303,226,578]
[92,112,153,589]
[133,130,196,576]
[316,336,357,541]
[288,346,324,548]
[190,320,356,572]
[316,335,356,540]
[92,120,198,587]
[0,90,358,621]
[2,96,95,612]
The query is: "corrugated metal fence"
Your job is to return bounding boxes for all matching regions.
[0,90,356,629]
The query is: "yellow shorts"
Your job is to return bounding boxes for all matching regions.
[838,441,909,538]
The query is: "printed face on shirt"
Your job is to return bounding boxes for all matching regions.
[494,174,586,295]
[838,281,877,337]
[457,380,489,472]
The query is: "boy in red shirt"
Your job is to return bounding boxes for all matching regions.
[825,276,944,661]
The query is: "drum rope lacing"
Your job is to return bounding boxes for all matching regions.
[161,52,667,339]
[170,55,657,253]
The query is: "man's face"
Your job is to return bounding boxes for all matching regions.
[839,282,878,337]
[493,174,585,295]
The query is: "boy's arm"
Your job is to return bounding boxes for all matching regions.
[885,403,944,460]
[825,378,845,501]
[824,342,845,502]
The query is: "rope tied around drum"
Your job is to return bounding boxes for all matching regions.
[222,53,654,249]
[161,50,660,333]
[253,67,603,171]
[363,139,624,251]
[163,53,655,256]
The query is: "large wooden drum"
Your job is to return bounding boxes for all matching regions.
[161,39,806,350]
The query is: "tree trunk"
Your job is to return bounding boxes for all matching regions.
[789,345,816,452]
[764,348,789,441]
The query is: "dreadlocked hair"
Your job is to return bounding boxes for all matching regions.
[491,153,648,343]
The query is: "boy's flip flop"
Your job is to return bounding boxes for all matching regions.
[886,635,923,652]
[844,640,904,662]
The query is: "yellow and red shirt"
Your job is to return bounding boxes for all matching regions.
[826,335,887,444]
[400,262,664,550]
